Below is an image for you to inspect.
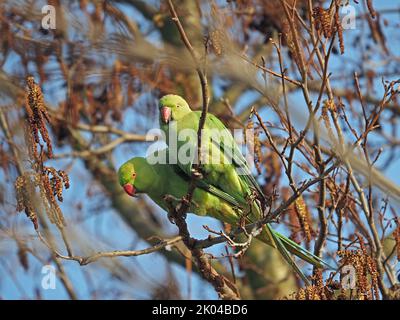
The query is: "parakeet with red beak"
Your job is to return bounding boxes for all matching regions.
[157,94,332,283]
[118,150,330,285]
[158,94,265,205]
[118,154,242,223]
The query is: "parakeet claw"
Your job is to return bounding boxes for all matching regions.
[163,194,189,221]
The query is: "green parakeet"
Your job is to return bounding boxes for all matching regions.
[118,150,329,285]
[157,94,330,283]
[158,94,264,206]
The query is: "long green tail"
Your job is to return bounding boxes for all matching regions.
[258,224,332,285]
[196,173,332,282]
[272,229,332,269]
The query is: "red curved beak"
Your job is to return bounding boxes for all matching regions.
[160,106,171,124]
[123,184,136,197]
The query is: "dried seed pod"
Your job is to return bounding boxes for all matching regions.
[58,170,70,189]
[313,7,332,38]
[34,166,70,228]
[210,29,223,56]
[395,224,400,262]
[334,5,344,54]
[25,76,53,159]
[321,100,336,139]
[14,175,38,230]
[15,176,26,212]
[294,196,313,243]
[253,129,262,175]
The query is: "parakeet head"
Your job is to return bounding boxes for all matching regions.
[118,157,156,197]
[118,159,137,197]
[159,94,191,124]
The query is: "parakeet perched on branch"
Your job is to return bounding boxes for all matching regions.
[158,94,265,206]
[156,94,330,283]
[118,150,329,285]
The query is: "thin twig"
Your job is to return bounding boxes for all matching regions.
[37,232,183,266]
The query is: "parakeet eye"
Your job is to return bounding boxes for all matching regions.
[132,173,136,178]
